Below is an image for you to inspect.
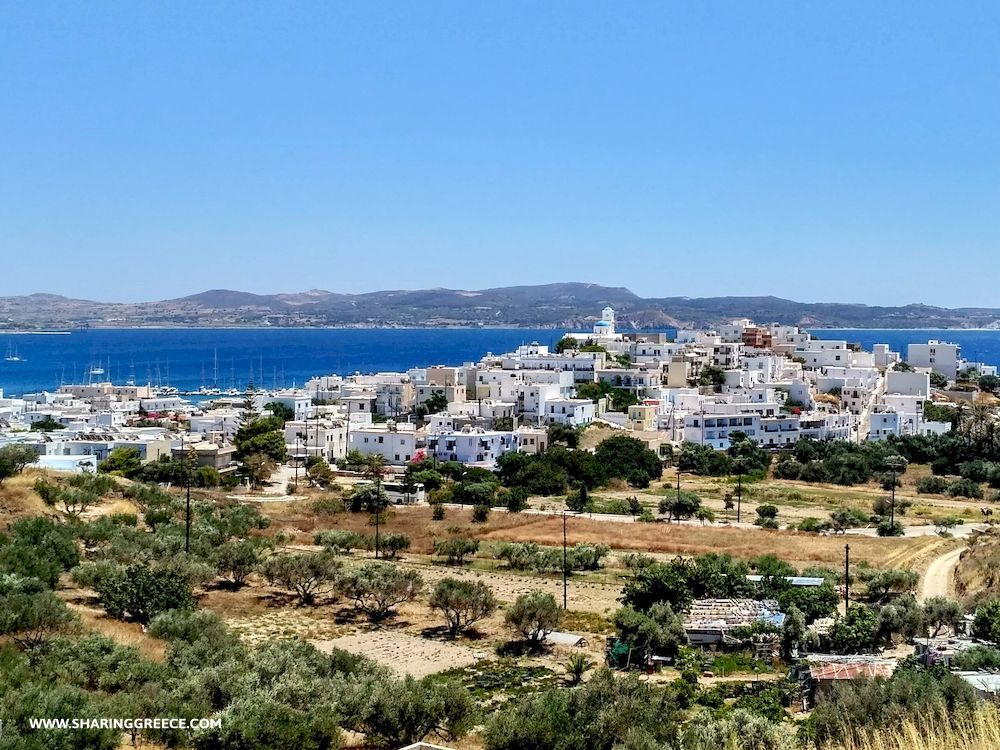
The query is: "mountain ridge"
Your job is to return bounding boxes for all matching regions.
[1,283,999,330]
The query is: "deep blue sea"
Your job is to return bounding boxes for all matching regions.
[0,328,565,396]
[1,327,999,397]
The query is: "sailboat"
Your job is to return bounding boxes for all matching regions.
[4,340,23,362]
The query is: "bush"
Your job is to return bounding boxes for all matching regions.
[947,477,983,498]
[876,519,904,537]
[505,590,562,646]
[94,564,195,623]
[796,517,824,533]
[429,578,498,637]
[472,503,491,523]
[433,538,479,565]
[755,504,779,528]
[314,529,367,554]
[431,502,446,521]
[916,475,950,494]
[378,532,411,559]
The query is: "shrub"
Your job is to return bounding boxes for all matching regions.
[314,529,367,554]
[429,578,498,637]
[947,477,984,498]
[876,519,904,537]
[431,502,446,521]
[565,652,593,685]
[916,475,950,494]
[505,590,562,646]
[379,532,411,560]
[472,503,491,523]
[797,517,824,533]
[433,538,479,566]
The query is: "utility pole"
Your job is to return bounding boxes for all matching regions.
[294,434,300,491]
[844,544,850,611]
[736,468,743,524]
[182,437,192,554]
[562,511,568,610]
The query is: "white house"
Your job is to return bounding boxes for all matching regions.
[544,398,595,427]
[907,341,961,378]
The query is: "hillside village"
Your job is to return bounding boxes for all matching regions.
[2,310,1000,749]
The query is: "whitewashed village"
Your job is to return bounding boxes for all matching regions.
[0,309,990,473]
[3,311,1000,750]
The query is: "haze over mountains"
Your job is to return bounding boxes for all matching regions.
[2,283,999,330]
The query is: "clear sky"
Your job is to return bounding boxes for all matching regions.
[2,2,999,307]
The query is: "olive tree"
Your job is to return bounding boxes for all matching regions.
[505,590,562,646]
[258,551,342,605]
[341,563,423,622]
[0,573,78,648]
[430,578,498,637]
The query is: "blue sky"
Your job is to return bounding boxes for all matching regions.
[2,2,999,307]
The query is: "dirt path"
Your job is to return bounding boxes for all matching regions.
[918,545,965,602]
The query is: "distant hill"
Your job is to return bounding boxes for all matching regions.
[1,283,999,330]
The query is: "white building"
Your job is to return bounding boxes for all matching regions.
[544,398,596,427]
[907,341,961,378]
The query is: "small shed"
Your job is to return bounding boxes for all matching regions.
[544,631,589,648]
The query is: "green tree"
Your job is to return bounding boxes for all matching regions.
[612,602,687,659]
[972,599,1000,642]
[658,491,701,522]
[0,516,80,588]
[30,416,65,431]
[433,538,479,566]
[429,578,498,637]
[505,590,562,646]
[379,532,411,559]
[922,596,964,637]
[0,444,39,485]
[780,604,807,659]
[353,674,475,749]
[258,551,342,606]
[594,435,663,488]
[94,564,195,624]
[264,401,295,424]
[829,605,880,653]
[215,539,265,589]
[98,446,143,477]
[341,563,423,623]
[0,574,79,648]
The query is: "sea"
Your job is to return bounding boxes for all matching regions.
[2,327,1000,397]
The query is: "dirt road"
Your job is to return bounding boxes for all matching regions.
[918,545,965,601]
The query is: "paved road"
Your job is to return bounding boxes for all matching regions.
[918,545,966,602]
